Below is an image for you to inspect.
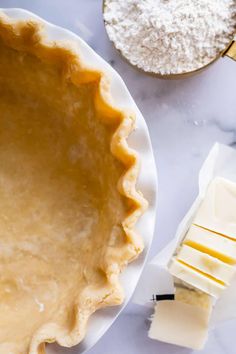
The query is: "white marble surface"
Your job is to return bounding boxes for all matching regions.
[0,0,236,353]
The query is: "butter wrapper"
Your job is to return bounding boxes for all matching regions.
[133,143,236,327]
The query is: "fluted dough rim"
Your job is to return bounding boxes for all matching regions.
[0,12,148,354]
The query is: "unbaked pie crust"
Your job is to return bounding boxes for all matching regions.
[0,12,147,354]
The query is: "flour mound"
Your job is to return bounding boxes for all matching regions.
[104,0,236,75]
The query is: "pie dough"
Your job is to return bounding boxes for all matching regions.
[0,13,147,354]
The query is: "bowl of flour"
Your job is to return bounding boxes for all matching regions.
[103,0,236,78]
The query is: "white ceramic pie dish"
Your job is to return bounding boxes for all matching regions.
[0,8,157,354]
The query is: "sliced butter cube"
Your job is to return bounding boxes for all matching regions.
[169,259,225,297]
[175,287,212,310]
[149,288,212,350]
[177,244,235,284]
[184,224,236,264]
[194,177,236,240]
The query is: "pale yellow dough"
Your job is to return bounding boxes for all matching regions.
[0,14,146,354]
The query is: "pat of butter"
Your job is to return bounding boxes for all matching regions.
[169,259,225,297]
[175,287,212,309]
[194,177,236,239]
[177,244,235,284]
[184,225,236,264]
[149,288,212,350]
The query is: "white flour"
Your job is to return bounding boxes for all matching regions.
[104,0,236,75]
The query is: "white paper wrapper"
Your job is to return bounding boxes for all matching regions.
[134,143,236,328]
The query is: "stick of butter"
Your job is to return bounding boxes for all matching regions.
[177,244,235,284]
[194,177,236,239]
[169,222,236,297]
[169,258,225,297]
[184,224,236,265]
[149,288,212,350]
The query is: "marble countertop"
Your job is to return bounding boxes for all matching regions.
[1,1,236,353]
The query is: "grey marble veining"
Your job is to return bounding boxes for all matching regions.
[0,0,236,353]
